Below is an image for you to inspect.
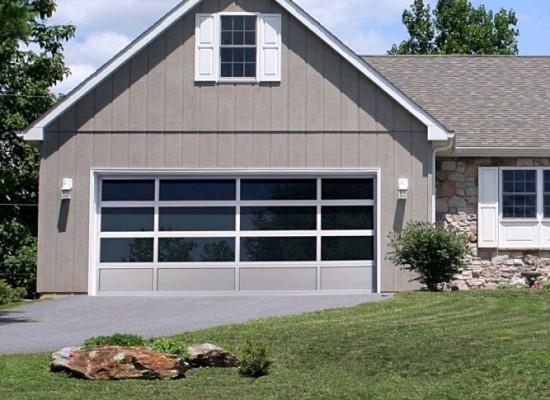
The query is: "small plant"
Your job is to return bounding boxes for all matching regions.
[83,333,146,347]
[239,340,274,378]
[3,239,37,298]
[387,221,469,292]
[150,337,188,358]
[0,279,26,305]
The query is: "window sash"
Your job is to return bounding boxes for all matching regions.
[219,15,257,78]
[501,168,544,220]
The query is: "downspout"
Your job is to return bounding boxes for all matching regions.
[431,134,456,223]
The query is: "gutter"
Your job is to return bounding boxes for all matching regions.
[453,147,550,157]
[431,135,456,223]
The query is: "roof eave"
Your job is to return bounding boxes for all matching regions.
[452,147,550,157]
[427,126,450,141]
[23,127,44,142]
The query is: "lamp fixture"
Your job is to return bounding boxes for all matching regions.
[397,178,408,200]
[61,178,73,200]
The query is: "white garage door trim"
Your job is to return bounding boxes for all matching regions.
[88,169,381,296]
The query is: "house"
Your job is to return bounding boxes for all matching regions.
[365,55,550,289]
[22,0,550,295]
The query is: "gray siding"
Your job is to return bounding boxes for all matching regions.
[53,0,420,135]
[38,131,432,293]
[37,0,432,294]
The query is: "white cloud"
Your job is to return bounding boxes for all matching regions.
[51,0,182,38]
[296,0,411,54]
[50,0,412,92]
[297,0,410,27]
[64,32,131,67]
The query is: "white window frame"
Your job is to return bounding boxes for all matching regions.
[218,12,259,82]
[88,169,380,295]
[480,166,550,249]
[195,12,282,83]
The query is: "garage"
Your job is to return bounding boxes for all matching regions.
[93,174,377,294]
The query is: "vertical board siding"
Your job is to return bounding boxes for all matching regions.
[111,64,131,131]
[37,127,59,293]
[147,34,167,132]
[376,132,397,291]
[69,0,423,134]
[73,134,93,291]
[110,133,129,168]
[128,50,148,131]
[39,131,431,293]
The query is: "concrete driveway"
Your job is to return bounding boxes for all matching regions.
[0,294,392,355]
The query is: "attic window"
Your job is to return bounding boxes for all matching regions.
[220,16,257,78]
[195,13,281,82]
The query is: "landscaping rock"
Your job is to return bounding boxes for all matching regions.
[187,343,239,368]
[510,276,526,286]
[50,346,189,380]
[523,254,539,266]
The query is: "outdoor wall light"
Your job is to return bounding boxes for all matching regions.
[397,177,409,200]
[61,178,73,200]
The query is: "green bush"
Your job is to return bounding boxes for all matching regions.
[150,337,188,358]
[239,340,274,378]
[387,221,469,291]
[83,333,146,347]
[0,279,26,305]
[3,238,37,298]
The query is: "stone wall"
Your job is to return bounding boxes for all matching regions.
[436,158,550,290]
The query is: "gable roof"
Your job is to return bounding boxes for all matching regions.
[23,0,450,142]
[364,55,550,152]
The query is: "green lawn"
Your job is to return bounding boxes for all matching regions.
[2,290,550,399]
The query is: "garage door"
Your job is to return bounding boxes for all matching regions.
[94,176,376,294]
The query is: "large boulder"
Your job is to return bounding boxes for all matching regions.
[187,343,239,368]
[51,346,189,380]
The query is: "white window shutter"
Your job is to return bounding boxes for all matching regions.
[478,167,499,248]
[195,14,217,81]
[258,14,282,82]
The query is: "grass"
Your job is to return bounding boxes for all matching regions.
[0,299,41,311]
[2,290,550,399]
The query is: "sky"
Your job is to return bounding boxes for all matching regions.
[49,0,550,93]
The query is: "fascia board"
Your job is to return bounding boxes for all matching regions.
[23,0,451,143]
[452,147,550,157]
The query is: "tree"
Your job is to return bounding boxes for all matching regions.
[389,0,519,55]
[0,0,75,295]
[0,0,34,40]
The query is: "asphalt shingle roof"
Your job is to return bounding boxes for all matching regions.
[363,55,550,149]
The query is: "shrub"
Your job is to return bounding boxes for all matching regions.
[150,337,188,358]
[0,279,26,305]
[83,333,146,347]
[498,282,529,290]
[239,340,274,378]
[387,221,469,291]
[2,238,37,298]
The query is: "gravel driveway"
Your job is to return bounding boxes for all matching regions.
[0,294,392,355]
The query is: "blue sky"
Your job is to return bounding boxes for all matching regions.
[50,0,550,93]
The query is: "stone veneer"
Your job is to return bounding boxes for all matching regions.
[436,158,550,290]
